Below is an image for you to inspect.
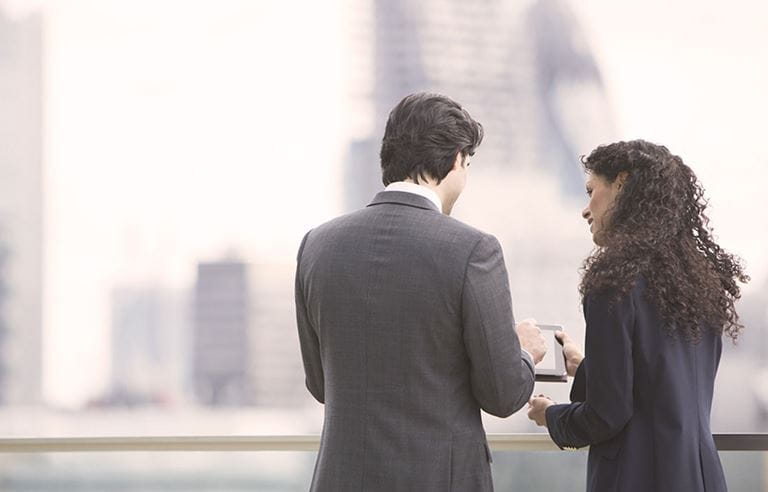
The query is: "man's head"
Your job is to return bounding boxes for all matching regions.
[380,93,483,214]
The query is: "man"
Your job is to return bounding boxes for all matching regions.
[295,93,547,491]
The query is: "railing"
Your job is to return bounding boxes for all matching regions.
[0,433,764,453]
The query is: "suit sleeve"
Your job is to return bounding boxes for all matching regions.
[295,231,325,404]
[461,234,535,418]
[545,288,635,449]
[569,360,586,402]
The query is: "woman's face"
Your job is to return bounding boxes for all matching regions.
[582,173,624,246]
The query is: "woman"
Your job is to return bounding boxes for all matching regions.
[527,140,748,491]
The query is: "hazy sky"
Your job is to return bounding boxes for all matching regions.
[39,0,348,406]
[574,0,768,276]
[4,0,767,407]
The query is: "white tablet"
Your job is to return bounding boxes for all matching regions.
[533,324,568,383]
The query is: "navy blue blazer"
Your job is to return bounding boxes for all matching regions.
[545,276,727,492]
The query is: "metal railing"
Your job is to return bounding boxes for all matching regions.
[0,434,764,453]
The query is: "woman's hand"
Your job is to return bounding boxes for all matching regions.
[527,395,555,427]
[556,330,584,377]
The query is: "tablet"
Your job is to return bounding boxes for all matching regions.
[533,324,568,383]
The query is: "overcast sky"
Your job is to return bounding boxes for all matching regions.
[4,0,767,407]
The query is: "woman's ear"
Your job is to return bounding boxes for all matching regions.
[616,171,630,190]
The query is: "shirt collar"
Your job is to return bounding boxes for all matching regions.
[384,181,443,213]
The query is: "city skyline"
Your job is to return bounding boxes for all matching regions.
[0,1,764,489]
[0,0,764,409]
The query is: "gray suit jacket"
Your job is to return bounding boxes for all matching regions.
[295,191,535,492]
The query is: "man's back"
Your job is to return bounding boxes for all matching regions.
[296,191,535,492]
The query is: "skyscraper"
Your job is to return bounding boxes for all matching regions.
[250,262,312,408]
[108,286,188,406]
[192,261,252,406]
[0,244,7,398]
[344,0,614,210]
[0,8,43,405]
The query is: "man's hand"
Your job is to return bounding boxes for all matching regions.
[516,318,547,364]
[555,330,584,377]
[527,395,555,427]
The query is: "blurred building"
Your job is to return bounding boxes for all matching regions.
[344,0,614,211]
[102,286,189,406]
[192,261,252,406]
[191,259,313,409]
[250,262,311,408]
[714,279,768,429]
[342,0,615,331]
[0,8,43,405]
[733,280,768,362]
[344,138,380,214]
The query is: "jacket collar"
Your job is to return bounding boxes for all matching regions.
[366,191,441,213]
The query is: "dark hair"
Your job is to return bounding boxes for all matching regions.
[380,92,484,185]
[579,139,749,341]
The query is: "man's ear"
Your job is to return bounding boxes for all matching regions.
[452,152,465,171]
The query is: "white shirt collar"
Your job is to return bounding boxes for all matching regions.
[384,181,443,212]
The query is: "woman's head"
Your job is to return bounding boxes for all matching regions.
[581,140,693,246]
[579,140,749,341]
[582,171,625,246]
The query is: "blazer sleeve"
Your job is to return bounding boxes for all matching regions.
[295,231,325,404]
[461,233,535,418]
[569,360,587,402]
[545,287,635,449]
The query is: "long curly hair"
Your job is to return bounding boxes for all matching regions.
[579,140,749,341]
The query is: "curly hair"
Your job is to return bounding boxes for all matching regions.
[579,140,749,341]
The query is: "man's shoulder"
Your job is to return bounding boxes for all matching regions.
[308,207,372,235]
[311,205,494,244]
[432,213,496,244]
